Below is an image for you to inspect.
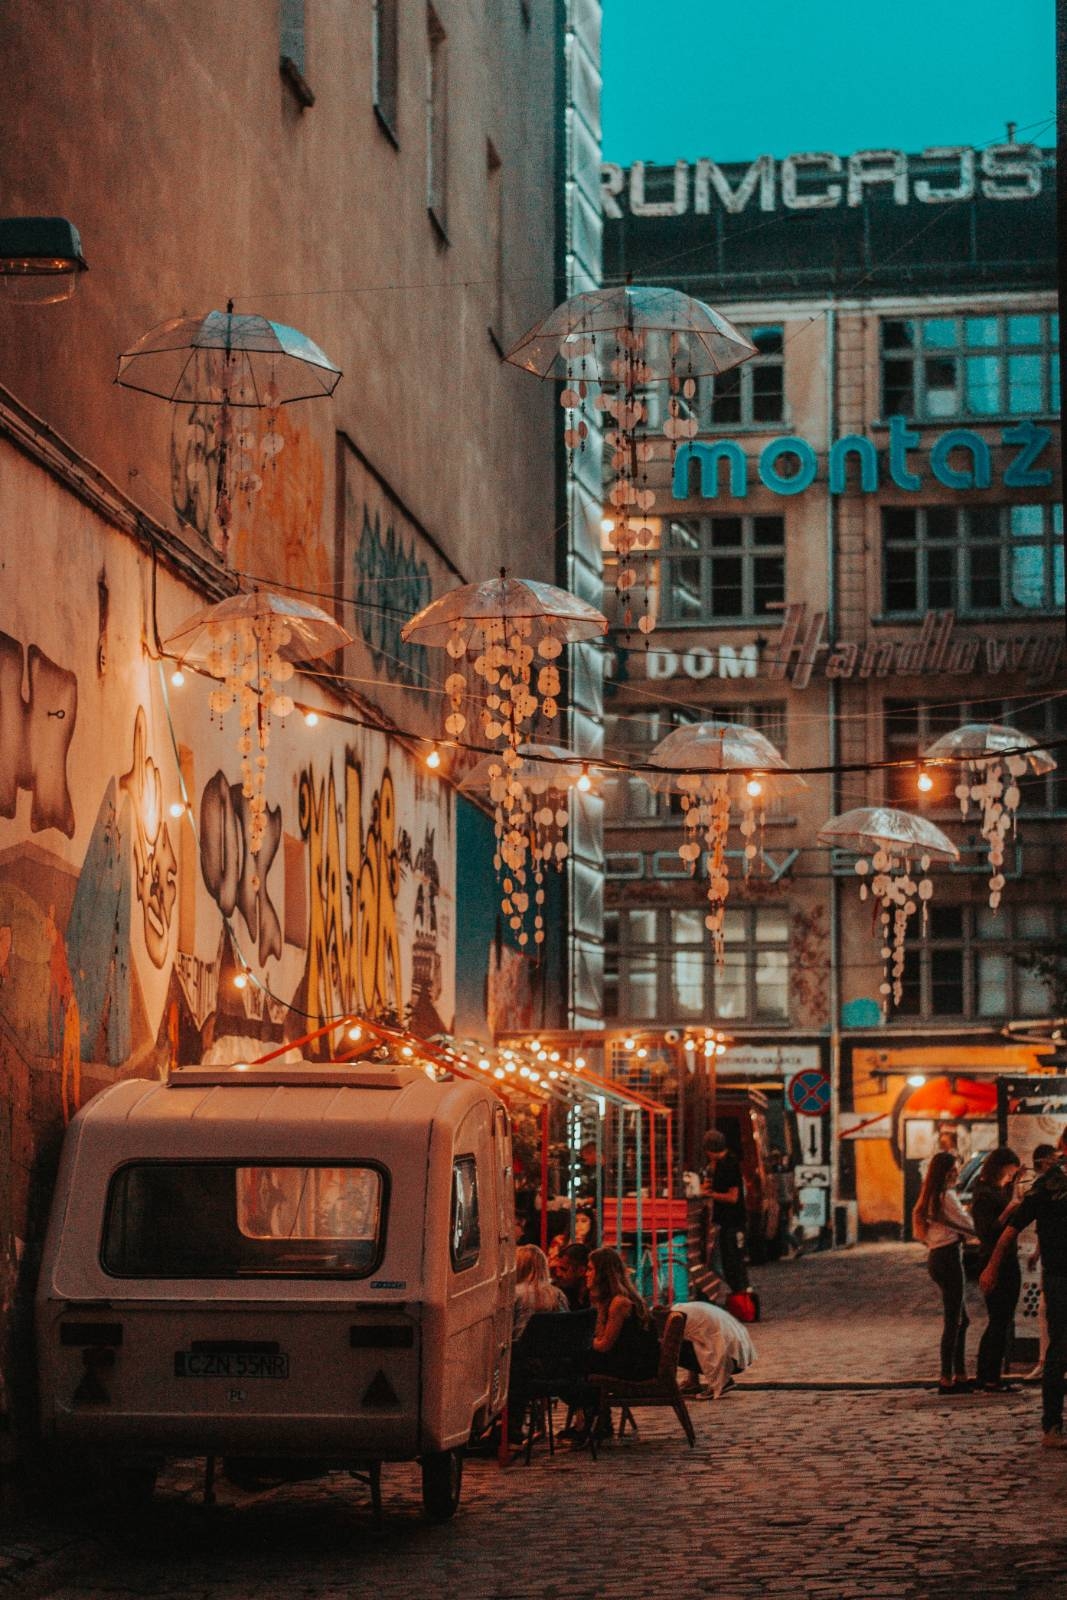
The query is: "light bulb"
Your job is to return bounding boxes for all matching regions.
[746,777,763,799]
[478,1057,490,1070]
[574,1056,586,1069]
[636,1046,648,1059]
[401,1045,414,1058]
[233,971,248,990]
[529,1039,541,1052]
[347,1025,362,1041]
[917,769,934,793]
[169,801,185,819]
[908,1073,927,1088]
[426,745,441,770]
[304,710,319,728]
[600,516,616,534]
[577,764,592,793]
[170,669,185,688]
[624,1036,636,1051]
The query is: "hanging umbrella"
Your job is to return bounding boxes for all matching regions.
[164,590,351,856]
[504,286,756,637]
[504,285,756,381]
[459,743,589,951]
[817,807,959,863]
[117,305,342,405]
[818,807,958,1013]
[163,590,351,668]
[922,722,1056,913]
[402,576,605,650]
[643,721,803,961]
[117,302,341,547]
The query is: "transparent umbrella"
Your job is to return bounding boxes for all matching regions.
[818,807,959,1012]
[163,590,351,855]
[922,722,1056,912]
[504,286,757,636]
[644,720,803,959]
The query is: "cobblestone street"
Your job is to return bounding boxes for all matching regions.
[7,1244,1067,1600]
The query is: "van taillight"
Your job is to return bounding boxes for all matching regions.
[60,1323,123,1347]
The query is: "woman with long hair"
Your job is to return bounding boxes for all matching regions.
[513,1243,567,1339]
[913,1150,977,1395]
[571,1246,660,1445]
[971,1146,1023,1393]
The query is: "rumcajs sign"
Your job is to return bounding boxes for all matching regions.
[673,419,1054,501]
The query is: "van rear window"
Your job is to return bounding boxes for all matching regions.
[101,1162,385,1278]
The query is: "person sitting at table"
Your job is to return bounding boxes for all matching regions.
[571,1247,660,1445]
[513,1243,567,1340]
[551,1242,591,1310]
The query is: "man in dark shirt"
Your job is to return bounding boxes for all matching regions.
[551,1242,591,1310]
[981,1128,1067,1448]
[703,1130,748,1293]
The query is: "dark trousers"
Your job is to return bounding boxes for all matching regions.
[928,1242,969,1381]
[717,1225,748,1294]
[977,1256,1021,1387]
[1042,1272,1067,1434]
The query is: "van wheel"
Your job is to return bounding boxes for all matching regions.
[421,1447,463,1521]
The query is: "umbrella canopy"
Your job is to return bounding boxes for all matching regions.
[504,285,757,381]
[645,721,805,794]
[459,742,586,795]
[402,576,606,649]
[117,307,342,405]
[817,806,959,863]
[923,721,1056,775]
[163,590,351,669]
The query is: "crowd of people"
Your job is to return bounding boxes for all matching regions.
[914,1126,1067,1447]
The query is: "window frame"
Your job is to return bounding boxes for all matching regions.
[605,904,792,1025]
[659,513,786,626]
[881,503,1064,620]
[450,1154,481,1271]
[896,903,1066,1022]
[883,696,1067,816]
[700,324,785,429]
[880,312,1059,422]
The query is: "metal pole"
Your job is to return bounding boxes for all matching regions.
[616,1103,625,1248]
[635,1106,644,1283]
[648,1109,659,1304]
[665,1110,676,1305]
[540,1102,549,1252]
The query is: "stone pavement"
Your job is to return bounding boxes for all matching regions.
[5,1244,1066,1600]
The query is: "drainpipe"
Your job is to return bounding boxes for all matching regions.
[826,305,842,1235]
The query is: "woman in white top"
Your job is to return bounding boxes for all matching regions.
[512,1244,567,1340]
[913,1151,977,1394]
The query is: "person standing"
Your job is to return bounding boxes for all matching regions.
[981,1128,1067,1449]
[913,1150,977,1395]
[702,1129,748,1293]
[970,1147,1022,1393]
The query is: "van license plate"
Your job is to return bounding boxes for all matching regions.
[174,1352,289,1379]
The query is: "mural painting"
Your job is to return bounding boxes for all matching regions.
[0,630,77,838]
[336,436,456,741]
[120,708,177,970]
[199,770,283,967]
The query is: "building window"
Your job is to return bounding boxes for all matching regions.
[426,6,448,235]
[881,313,1059,420]
[898,904,1065,1021]
[487,141,504,347]
[605,703,790,825]
[279,0,314,105]
[884,697,1067,814]
[882,504,1063,618]
[702,326,784,426]
[605,905,791,1024]
[660,514,785,623]
[372,0,399,139]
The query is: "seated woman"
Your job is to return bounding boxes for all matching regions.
[513,1244,568,1340]
[572,1247,660,1443]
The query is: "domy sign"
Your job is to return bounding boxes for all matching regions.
[601,146,1045,218]
[673,418,1054,501]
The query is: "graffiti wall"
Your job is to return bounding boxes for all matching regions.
[335,434,459,742]
[0,437,456,1447]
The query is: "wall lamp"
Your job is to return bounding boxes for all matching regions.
[0,217,88,303]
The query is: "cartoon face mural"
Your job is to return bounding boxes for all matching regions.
[199,770,283,967]
[120,708,177,969]
[0,630,78,837]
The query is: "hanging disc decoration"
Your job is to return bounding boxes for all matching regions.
[922,723,1056,912]
[504,287,755,635]
[817,807,959,1013]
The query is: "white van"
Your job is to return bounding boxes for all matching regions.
[35,1060,516,1520]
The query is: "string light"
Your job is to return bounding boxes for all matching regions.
[683,1038,696,1052]
[170,669,185,688]
[233,970,248,990]
[426,744,441,770]
[916,767,934,793]
[303,710,319,727]
[746,776,763,799]
[908,1074,927,1088]
[168,801,185,819]
[574,1055,586,1069]
[624,1037,636,1051]
[347,1024,362,1041]
[576,763,592,793]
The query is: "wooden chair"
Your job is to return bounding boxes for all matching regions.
[589,1308,696,1453]
[509,1308,595,1465]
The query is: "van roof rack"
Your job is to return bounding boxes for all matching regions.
[167,1061,420,1090]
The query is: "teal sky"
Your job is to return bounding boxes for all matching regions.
[600,0,1056,164]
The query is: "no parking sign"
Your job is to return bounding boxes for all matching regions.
[787,1068,831,1117]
